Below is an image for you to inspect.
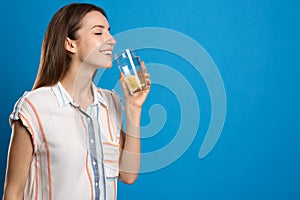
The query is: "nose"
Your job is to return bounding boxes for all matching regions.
[106,33,117,46]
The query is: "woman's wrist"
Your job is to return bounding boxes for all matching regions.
[125,102,142,112]
[125,102,142,126]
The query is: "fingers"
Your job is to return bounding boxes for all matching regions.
[141,62,151,88]
[144,72,150,79]
[141,61,146,73]
[146,78,151,87]
[144,73,151,86]
[119,72,124,78]
[119,72,130,97]
[119,72,126,89]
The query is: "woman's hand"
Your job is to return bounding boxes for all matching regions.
[120,62,151,108]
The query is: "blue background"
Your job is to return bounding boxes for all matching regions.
[1,0,300,199]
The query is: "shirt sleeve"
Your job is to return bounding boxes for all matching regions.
[9,92,40,153]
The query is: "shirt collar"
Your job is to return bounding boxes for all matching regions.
[52,82,107,108]
[91,82,107,107]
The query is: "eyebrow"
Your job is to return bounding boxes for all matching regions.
[91,25,110,31]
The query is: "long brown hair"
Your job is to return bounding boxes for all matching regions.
[32,3,107,89]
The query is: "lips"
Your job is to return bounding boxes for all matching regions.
[100,49,112,56]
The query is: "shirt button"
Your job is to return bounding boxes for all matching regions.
[93,160,97,166]
[91,139,94,144]
[95,182,98,186]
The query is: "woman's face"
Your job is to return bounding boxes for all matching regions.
[75,11,116,69]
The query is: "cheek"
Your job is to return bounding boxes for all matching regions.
[81,45,111,66]
[77,40,95,58]
[75,37,110,66]
[83,38,106,54]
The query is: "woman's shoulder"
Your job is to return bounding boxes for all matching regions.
[20,86,54,102]
[12,86,56,111]
[10,86,54,123]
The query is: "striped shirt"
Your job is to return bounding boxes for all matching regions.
[10,82,123,200]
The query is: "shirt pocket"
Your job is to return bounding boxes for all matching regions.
[103,142,120,178]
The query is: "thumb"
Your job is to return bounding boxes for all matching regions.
[119,72,130,96]
[119,72,126,89]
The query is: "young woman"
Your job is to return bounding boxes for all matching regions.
[3,3,150,200]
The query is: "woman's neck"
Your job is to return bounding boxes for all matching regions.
[60,62,96,111]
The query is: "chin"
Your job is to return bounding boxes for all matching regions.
[96,60,113,68]
[101,62,113,68]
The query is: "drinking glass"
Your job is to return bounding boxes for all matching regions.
[115,49,147,95]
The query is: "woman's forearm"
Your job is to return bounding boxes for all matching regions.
[118,104,141,184]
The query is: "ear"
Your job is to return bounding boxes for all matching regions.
[65,37,77,54]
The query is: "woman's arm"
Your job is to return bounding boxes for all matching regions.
[3,120,33,200]
[118,63,150,184]
[118,105,142,184]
